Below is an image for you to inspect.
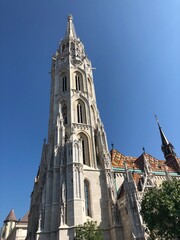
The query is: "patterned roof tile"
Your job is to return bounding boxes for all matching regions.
[111,149,179,173]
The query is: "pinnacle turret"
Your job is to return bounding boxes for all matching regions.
[4,209,17,222]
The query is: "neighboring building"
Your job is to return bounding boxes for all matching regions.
[0,210,28,240]
[111,118,180,239]
[2,15,179,240]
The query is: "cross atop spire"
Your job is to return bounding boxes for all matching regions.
[65,14,77,39]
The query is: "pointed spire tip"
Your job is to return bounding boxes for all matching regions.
[155,116,170,148]
[155,114,160,126]
[68,14,73,21]
[4,209,17,222]
[65,14,77,39]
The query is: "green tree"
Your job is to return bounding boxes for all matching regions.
[141,179,180,240]
[74,220,103,240]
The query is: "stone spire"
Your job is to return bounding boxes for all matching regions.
[65,14,77,39]
[26,15,118,240]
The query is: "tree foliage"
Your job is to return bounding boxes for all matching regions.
[141,179,180,239]
[74,220,103,240]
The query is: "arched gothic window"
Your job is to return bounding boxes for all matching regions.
[62,102,67,124]
[78,133,90,166]
[84,180,91,216]
[91,105,96,127]
[77,103,83,123]
[65,134,68,143]
[75,72,83,91]
[88,78,93,96]
[66,42,69,48]
[82,138,86,164]
[62,44,65,52]
[102,132,107,149]
[76,100,86,124]
[62,76,67,92]
[71,42,75,50]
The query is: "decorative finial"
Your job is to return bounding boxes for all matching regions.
[65,14,77,38]
[142,146,145,153]
[111,143,114,149]
[68,14,73,21]
[43,138,46,144]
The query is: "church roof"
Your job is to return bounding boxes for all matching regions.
[111,149,137,169]
[4,209,17,222]
[111,149,179,173]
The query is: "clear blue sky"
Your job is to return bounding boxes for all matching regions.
[1,0,180,226]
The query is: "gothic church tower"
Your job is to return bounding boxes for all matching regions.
[26,15,122,240]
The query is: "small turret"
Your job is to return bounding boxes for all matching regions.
[0,209,17,239]
[4,209,17,223]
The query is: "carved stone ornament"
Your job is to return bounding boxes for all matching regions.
[74,140,80,148]
[72,123,91,130]
[104,158,110,168]
[73,163,83,173]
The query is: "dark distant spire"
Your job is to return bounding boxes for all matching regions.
[155,115,176,158]
[4,209,17,222]
[155,115,169,145]
[65,14,77,39]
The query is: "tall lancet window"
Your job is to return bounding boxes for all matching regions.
[77,103,83,123]
[79,133,90,166]
[76,100,86,124]
[88,78,93,96]
[62,102,67,124]
[82,138,85,164]
[84,180,91,216]
[62,44,65,52]
[62,76,67,92]
[75,72,83,91]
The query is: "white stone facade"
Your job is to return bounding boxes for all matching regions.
[25,15,180,240]
[26,15,123,240]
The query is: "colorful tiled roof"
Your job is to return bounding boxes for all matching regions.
[111,149,180,173]
[111,149,137,169]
